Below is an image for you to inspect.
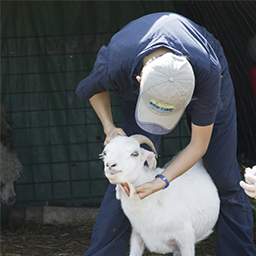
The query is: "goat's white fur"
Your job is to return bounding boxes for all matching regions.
[103,135,220,256]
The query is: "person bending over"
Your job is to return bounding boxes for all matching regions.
[76,12,256,256]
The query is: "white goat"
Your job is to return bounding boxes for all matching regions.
[102,135,220,256]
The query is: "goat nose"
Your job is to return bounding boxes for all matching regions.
[106,162,117,168]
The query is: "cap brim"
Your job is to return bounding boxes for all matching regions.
[135,94,185,135]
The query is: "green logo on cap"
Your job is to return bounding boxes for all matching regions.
[149,99,175,113]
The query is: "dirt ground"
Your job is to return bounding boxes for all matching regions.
[2,194,256,256]
[0,220,217,256]
[1,199,256,255]
[1,215,256,256]
[0,220,231,256]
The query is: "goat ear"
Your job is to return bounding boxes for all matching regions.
[140,148,157,170]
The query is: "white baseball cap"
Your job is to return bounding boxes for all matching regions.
[135,52,195,135]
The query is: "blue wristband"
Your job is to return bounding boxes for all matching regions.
[155,174,169,189]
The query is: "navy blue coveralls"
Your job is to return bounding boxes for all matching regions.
[76,13,256,256]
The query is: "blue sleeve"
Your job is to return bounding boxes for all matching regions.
[188,56,222,126]
[76,46,117,101]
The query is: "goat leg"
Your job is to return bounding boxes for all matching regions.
[129,229,145,256]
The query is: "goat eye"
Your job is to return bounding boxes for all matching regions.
[131,151,139,157]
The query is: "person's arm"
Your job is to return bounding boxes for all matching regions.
[89,91,126,145]
[135,123,214,199]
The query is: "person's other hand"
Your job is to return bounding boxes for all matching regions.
[104,127,126,146]
[240,167,256,199]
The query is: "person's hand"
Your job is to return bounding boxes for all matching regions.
[135,178,166,199]
[104,126,126,146]
[240,166,256,199]
[121,178,166,200]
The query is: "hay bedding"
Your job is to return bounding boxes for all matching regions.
[1,221,220,256]
[1,221,94,256]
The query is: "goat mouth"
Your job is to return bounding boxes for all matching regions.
[104,170,122,176]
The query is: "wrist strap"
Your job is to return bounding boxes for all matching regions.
[155,174,169,189]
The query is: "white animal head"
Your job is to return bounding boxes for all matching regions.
[101,135,157,185]
[0,181,16,205]
[1,143,22,205]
